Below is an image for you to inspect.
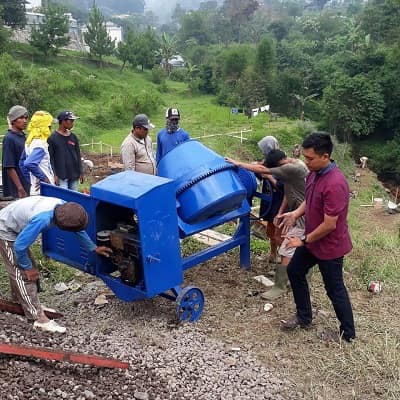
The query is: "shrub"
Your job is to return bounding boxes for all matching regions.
[87,89,161,130]
[70,70,101,99]
[150,66,166,84]
[169,68,188,82]
[130,89,161,116]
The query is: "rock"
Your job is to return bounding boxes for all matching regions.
[54,282,69,292]
[94,294,109,305]
[264,303,274,312]
[134,391,149,400]
[224,357,237,367]
[83,389,95,399]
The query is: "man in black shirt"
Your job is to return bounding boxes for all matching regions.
[48,111,83,191]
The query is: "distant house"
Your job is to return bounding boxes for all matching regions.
[26,0,41,8]
[162,54,185,69]
[105,22,122,45]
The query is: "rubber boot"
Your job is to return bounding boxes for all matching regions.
[261,264,287,300]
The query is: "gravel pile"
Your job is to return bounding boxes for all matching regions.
[0,280,298,399]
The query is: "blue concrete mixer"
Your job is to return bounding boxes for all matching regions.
[41,140,270,322]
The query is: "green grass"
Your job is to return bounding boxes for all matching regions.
[1,50,312,160]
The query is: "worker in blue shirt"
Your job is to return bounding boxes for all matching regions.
[156,108,190,163]
[0,197,112,333]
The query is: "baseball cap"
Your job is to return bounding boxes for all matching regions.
[166,108,180,119]
[8,105,28,123]
[54,202,89,232]
[133,114,155,130]
[57,111,79,122]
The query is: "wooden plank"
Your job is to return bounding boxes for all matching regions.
[0,343,129,370]
[192,229,232,246]
[0,299,64,320]
[192,234,221,246]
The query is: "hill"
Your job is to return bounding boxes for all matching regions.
[0,50,311,158]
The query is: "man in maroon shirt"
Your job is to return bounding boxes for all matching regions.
[279,132,355,342]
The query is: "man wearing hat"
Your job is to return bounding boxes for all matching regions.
[0,196,112,333]
[121,114,156,175]
[2,105,31,198]
[48,111,84,191]
[156,107,190,163]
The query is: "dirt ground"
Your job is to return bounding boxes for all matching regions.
[1,157,400,399]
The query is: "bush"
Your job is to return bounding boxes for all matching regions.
[130,89,161,116]
[0,54,45,114]
[169,68,188,82]
[150,66,166,84]
[87,89,162,130]
[70,70,101,99]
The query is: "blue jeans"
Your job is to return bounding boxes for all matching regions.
[58,178,79,191]
[287,246,356,341]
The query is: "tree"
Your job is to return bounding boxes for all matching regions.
[292,92,318,120]
[0,5,11,53]
[322,73,385,141]
[172,3,186,25]
[221,0,259,42]
[0,0,26,28]
[236,69,268,111]
[360,0,400,45]
[179,11,214,46]
[115,28,136,71]
[84,5,115,67]
[220,45,252,81]
[240,12,269,43]
[29,4,70,57]
[135,27,158,71]
[158,32,177,75]
[254,36,276,77]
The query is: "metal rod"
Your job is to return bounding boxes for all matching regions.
[0,299,63,320]
[0,343,129,369]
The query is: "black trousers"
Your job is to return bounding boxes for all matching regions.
[287,246,356,341]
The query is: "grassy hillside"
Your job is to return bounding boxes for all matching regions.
[0,51,311,159]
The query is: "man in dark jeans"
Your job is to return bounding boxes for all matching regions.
[279,132,355,342]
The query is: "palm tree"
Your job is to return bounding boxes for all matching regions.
[292,93,319,120]
[158,32,177,75]
[186,61,199,82]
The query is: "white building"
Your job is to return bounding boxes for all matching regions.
[26,0,42,9]
[81,22,123,47]
[105,22,122,45]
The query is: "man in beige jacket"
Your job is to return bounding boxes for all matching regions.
[121,114,156,175]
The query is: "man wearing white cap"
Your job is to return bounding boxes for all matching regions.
[156,107,190,163]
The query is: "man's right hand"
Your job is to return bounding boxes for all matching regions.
[276,211,297,231]
[24,268,39,282]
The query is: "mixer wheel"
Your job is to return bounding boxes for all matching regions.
[175,286,204,322]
